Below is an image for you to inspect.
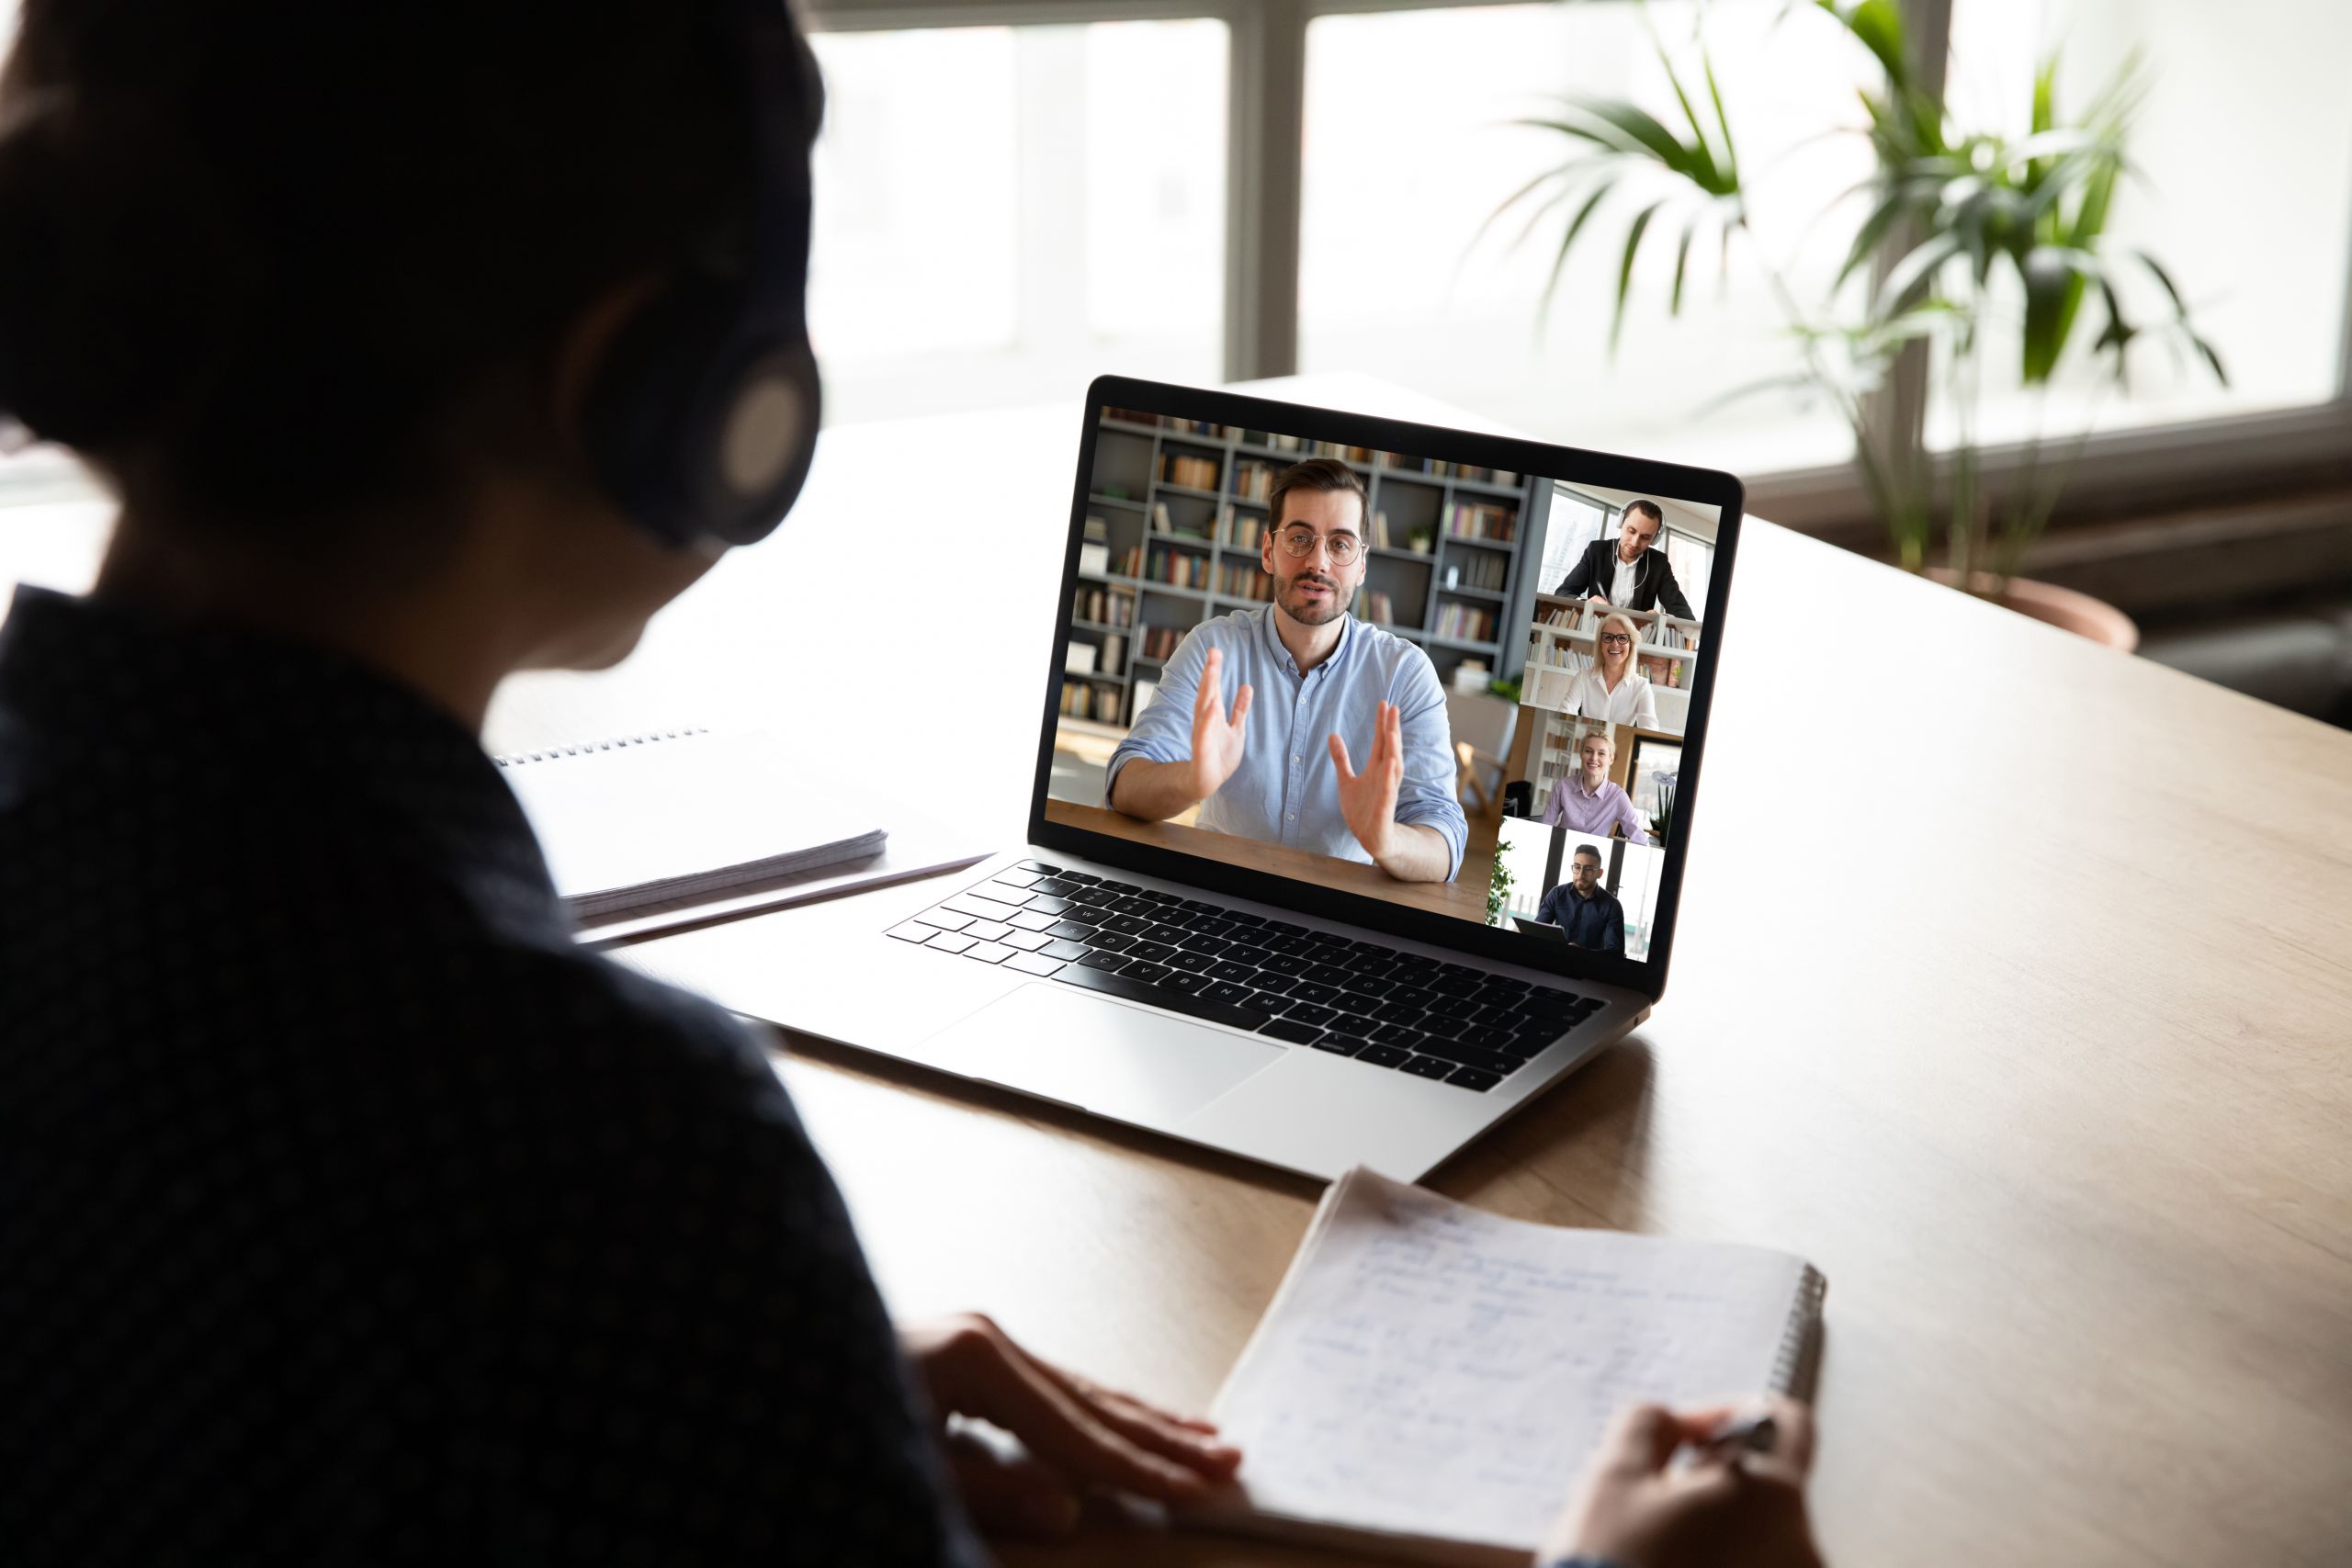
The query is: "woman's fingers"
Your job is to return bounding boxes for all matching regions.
[1034,1360,1242,1478]
[930,1320,1219,1501]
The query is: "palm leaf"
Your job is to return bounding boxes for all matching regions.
[1611,200,1668,352]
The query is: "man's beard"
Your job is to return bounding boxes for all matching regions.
[1278,571,1354,627]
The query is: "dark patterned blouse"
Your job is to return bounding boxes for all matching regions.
[0,585,983,1566]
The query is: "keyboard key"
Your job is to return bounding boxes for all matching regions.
[1086,931,1137,953]
[1007,953,1066,977]
[1302,964,1354,988]
[1058,871,1102,886]
[1182,934,1232,957]
[1247,991,1295,1016]
[1261,919,1307,938]
[926,931,978,954]
[944,894,1022,921]
[1258,1018,1324,1045]
[1029,877,1080,897]
[1387,984,1435,1010]
[1095,878,1139,894]
[1446,1066,1501,1092]
[958,919,1007,941]
[1261,953,1310,977]
[1077,949,1130,972]
[1042,938,1091,961]
[1343,949,1396,974]
[1304,944,1355,969]
[1410,1038,1519,1075]
[1223,911,1266,927]
[1371,999,1426,1027]
[1371,1023,1427,1048]
[1356,1043,1410,1068]
[1250,972,1301,996]
[1002,931,1054,952]
[1327,990,1379,1018]
[886,921,933,942]
[1015,860,1062,874]
[964,942,1013,964]
[1349,974,1397,998]
[1145,923,1193,945]
[912,908,972,932]
[1046,920,1101,941]
[990,869,1043,889]
[1431,964,1487,995]
[1168,950,1216,974]
[1104,913,1155,935]
[1258,933,1314,956]
[1069,886,1120,908]
[1416,1014,1472,1041]
[1183,917,1238,939]
[1162,973,1211,995]
[1009,911,1060,932]
[1124,961,1172,985]
[1312,1034,1364,1056]
[1138,888,1182,904]
[1400,1055,1455,1079]
[1056,963,1271,1030]
[1221,943,1273,968]
[1288,981,1339,1007]
[1111,896,1159,917]
[1471,1002,1525,1028]
[1177,898,1218,914]
[1203,980,1255,1006]
[1123,941,1175,965]
[1208,960,1259,984]
[1424,995,1480,1021]
[1023,896,1073,917]
[1283,1003,1338,1029]
[982,880,1040,905]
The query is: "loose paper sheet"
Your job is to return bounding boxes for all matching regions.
[1205,1168,1813,1554]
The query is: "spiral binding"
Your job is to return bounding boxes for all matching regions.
[492,727,709,767]
[1770,1264,1829,1396]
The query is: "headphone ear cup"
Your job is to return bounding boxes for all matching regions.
[580,280,820,550]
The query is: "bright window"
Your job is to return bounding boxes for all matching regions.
[806,19,1227,424]
[1297,2,1873,475]
[1933,0,2352,446]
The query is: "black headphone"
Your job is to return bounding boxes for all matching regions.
[581,0,822,551]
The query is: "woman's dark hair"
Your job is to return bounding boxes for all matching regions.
[0,0,820,536]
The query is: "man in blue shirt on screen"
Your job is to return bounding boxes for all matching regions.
[1106,458,1465,883]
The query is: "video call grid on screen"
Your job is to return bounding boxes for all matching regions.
[1042,400,1722,966]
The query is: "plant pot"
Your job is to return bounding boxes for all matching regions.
[1928,569,2139,652]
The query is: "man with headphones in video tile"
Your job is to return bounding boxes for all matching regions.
[0,5,1820,1565]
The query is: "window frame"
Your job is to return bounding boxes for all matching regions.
[759,0,2352,567]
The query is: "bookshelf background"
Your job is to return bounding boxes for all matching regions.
[1521,592,1702,737]
[1063,410,1554,728]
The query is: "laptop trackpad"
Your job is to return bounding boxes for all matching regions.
[922,983,1283,1125]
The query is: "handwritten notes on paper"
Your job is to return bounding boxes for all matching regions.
[1204,1168,1815,1555]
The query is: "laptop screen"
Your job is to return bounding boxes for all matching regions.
[1040,382,1734,980]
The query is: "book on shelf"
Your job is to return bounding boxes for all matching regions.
[1432,603,1497,642]
[1444,501,1518,543]
[1234,461,1276,502]
[1057,678,1123,724]
[1132,677,1160,718]
[1215,561,1272,602]
[1161,452,1222,491]
[1151,500,1173,533]
[1223,510,1265,551]
[1063,642,1097,675]
[1069,585,1136,628]
[1537,601,1589,631]
[1363,590,1396,627]
[1078,541,1109,578]
[1371,510,1392,550]
[1146,547,1207,590]
[1442,552,1508,592]
[1137,625,1186,661]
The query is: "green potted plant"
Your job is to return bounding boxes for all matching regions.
[1408,525,1435,555]
[1498,0,2222,638]
[1487,846,1516,926]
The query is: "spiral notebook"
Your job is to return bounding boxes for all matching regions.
[494,728,891,925]
[1182,1167,1826,1567]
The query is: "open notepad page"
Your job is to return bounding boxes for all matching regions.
[1190,1168,1825,1567]
[497,729,885,920]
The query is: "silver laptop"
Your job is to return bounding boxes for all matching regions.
[629,377,1739,1183]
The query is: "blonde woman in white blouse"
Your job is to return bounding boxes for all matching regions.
[1566,611,1658,729]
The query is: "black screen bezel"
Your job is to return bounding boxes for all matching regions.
[1025,374,1745,1002]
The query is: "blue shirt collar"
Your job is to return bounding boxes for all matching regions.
[1254,601,1355,679]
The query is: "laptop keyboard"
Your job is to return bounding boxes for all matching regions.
[885,860,1606,1093]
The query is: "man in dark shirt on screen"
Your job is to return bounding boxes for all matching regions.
[1535,844,1625,952]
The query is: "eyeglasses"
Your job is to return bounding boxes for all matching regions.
[1275,526,1362,566]
[1599,633,1634,648]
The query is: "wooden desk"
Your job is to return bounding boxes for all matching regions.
[1043,798,1488,922]
[10,375,2349,1566]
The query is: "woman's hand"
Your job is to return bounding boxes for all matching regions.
[1541,1397,1823,1568]
[900,1314,1242,1540]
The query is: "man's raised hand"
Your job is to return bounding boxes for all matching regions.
[1186,647,1253,803]
[1329,700,1405,863]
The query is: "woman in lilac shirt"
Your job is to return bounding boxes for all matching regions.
[1540,730,1652,845]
